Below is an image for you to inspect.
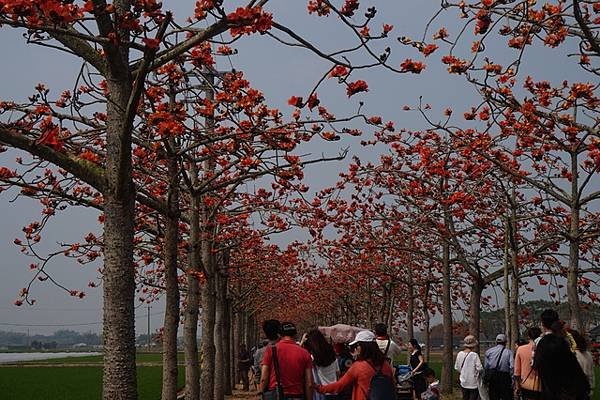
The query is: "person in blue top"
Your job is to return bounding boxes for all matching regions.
[484,334,514,400]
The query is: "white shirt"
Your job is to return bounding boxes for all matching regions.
[313,359,340,385]
[376,338,403,361]
[454,350,483,389]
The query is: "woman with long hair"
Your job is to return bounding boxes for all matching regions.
[303,329,340,400]
[534,333,590,400]
[408,339,427,399]
[316,330,395,400]
[570,330,595,397]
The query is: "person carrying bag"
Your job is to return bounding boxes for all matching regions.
[482,346,505,385]
[260,322,313,400]
[263,344,286,400]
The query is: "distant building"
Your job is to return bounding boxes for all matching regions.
[72,343,88,348]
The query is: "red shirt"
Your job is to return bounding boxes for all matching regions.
[262,339,313,396]
[318,360,394,400]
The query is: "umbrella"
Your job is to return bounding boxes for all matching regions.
[318,324,366,344]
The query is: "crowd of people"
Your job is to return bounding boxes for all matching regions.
[240,320,437,400]
[455,309,595,400]
[238,309,596,400]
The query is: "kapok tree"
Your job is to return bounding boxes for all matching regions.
[0,1,431,399]
[413,0,600,331]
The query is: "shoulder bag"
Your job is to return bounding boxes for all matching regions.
[262,345,286,400]
[482,347,505,385]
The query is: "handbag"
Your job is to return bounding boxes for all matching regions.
[520,367,541,392]
[262,345,286,400]
[483,347,505,385]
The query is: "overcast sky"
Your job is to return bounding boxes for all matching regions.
[0,1,590,336]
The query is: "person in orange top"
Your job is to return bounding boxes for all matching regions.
[514,327,542,400]
[315,330,394,400]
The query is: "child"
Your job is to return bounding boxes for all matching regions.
[420,368,440,400]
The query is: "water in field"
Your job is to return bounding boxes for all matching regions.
[0,352,99,363]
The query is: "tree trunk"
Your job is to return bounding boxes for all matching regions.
[503,217,511,345]
[103,77,137,400]
[199,69,217,400]
[161,92,181,400]
[509,197,520,342]
[213,253,228,400]
[224,297,233,395]
[469,278,484,353]
[407,267,415,340]
[184,178,201,400]
[441,233,453,394]
[568,151,581,330]
[234,307,243,387]
[199,248,216,400]
[423,283,431,363]
[366,278,372,328]
[386,293,395,333]
[161,207,180,400]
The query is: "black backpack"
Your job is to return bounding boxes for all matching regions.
[368,363,397,400]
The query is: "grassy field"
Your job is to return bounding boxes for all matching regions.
[0,366,185,400]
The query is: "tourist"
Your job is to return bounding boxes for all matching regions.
[333,343,353,376]
[303,329,340,400]
[315,330,395,400]
[256,320,281,393]
[537,310,574,348]
[514,338,527,352]
[373,323,402,364]
[408,339,427,399]
[254,340,269,390]
[514,327,541,400]
[420,368,440,400]
[263,319,282,343]
[333,343,353,400]
[261,321,313,400]
[239,344,252,391]
[537,309,558,342]
[455,335,483,400]
[533,333,589,400]
[570,330,595,397]
[483,334,513,400]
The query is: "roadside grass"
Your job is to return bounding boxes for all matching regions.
[0,366,185,400]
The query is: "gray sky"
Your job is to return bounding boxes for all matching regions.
[0,1,591,335]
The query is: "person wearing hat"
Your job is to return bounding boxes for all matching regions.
[455,335,483,400]
[315,330,395,400]
[261,322,314,400]
[483,334,513,400]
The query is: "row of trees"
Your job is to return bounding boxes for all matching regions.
[0,0,598,398]
[284,0,600,392]
[0,0,413,399]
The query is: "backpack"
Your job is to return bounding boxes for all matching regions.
[368,363,397,400]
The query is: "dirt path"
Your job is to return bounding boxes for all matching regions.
[226,390,261,400]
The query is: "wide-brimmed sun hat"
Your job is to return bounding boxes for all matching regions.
[464,335,478,349]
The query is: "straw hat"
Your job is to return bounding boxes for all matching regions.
[464,335,478,349]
